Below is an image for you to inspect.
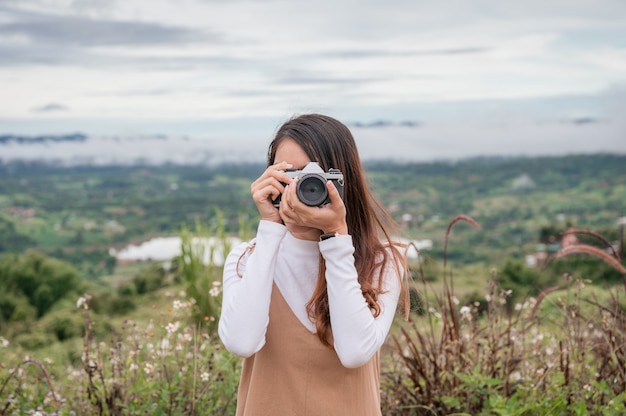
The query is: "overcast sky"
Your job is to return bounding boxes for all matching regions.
[1,0,625,162]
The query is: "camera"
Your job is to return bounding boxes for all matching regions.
[273,162,344,207]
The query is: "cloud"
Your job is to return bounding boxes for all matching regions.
[0,0,625,132]
[0,17,207,47]
[0,4,221,67]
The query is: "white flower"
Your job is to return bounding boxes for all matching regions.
[166,321,180,335]
[459,306,471,317]
[200,372,210,382]
[76,296,86,308]
[144,363,153,374]
[0,337,9,348]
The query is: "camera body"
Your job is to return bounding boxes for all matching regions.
[273,162,344,207]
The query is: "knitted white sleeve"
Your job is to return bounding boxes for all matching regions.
[320,235,402,368]
[218,220,287,357]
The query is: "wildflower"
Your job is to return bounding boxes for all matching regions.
[144,363,153,374]
[166,321,180,335]
[173,300,184,310]
[427,307,441,319]
[1,337,9,348]
[200,372,210,382]
[129,363,138,371]
[514,303,523,311]
[209,282,221,297]
[459,306,471,318]
[451,296,459,305]
[180,332,193,343]
[76,296,86,308]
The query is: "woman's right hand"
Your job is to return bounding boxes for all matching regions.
[250,161,293,223]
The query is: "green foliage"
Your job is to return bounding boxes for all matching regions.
[0,216,35,253]
[496,258,546,304]
[1,156,625,414]
[0,297,241,415]
[176,211,236,336]
[0,250,82,321]
[381,220,626,415]
[132,263,168,295]
[0,291,37,324]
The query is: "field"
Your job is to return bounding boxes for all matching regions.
[1,154,625,414]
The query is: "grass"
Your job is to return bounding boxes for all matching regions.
[380,215,626,415]
[2,215,625,415]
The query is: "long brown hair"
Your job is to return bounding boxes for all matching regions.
[268,114,407,346]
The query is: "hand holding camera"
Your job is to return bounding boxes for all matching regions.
[272,162,344,208]
[275,162,347,236]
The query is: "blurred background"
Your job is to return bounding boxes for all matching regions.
[1,3,626,414]
[1,0,625,164]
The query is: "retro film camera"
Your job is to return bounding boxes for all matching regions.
[273,162,344,207]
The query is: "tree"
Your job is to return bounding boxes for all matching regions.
[0,250,83,319]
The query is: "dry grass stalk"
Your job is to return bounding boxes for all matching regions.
[382,219,626,415]
[563,228,621,261]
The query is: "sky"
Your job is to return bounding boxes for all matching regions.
[1,0,625,163]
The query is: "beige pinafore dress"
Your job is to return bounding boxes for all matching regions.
[235,284,382,416]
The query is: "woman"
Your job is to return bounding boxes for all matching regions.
[219,114,407,415]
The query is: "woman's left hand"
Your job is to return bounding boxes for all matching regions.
[279,179,348,238]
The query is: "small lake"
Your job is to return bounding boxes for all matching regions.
[112,236,431,265]
[112,236,242,266]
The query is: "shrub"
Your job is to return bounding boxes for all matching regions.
[381,215,626,415]
[0,294,241,415]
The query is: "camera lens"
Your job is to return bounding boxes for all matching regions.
[296,174,328,206]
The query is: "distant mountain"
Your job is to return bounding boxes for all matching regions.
[0,133,88,144]
[350,120,419,128]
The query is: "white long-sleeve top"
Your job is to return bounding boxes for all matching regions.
[218,220,402,368]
